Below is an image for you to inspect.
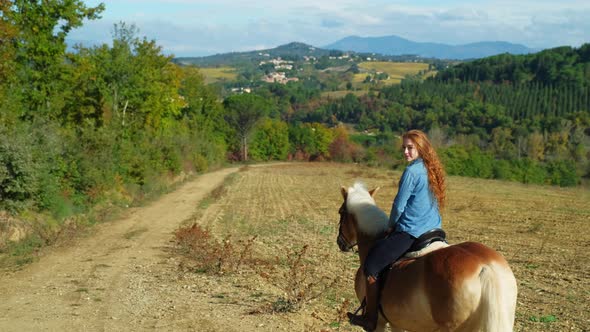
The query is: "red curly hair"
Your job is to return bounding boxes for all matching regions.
[403,130,446,209]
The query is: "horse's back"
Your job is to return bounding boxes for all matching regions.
[381,241,516,331]
[424,241,511,283]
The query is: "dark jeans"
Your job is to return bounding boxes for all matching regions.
[364,231,415,279]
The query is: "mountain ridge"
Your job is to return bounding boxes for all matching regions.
[324,35,535,60]
[173,41,430,67]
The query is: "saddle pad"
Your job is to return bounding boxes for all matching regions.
[404,241,449,258]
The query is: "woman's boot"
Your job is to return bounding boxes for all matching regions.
[347,277,379,331]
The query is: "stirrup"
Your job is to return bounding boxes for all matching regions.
[347,310,377,331]
[347,298,377,331]
[351,298,366,316]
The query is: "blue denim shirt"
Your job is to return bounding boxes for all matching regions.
[389,158,442,238]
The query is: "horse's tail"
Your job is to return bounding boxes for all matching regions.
[478,262,517,332]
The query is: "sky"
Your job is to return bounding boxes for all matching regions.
[68,0,590,57]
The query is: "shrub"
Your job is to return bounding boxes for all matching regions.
[329,127,365,162]
[0,131,37,212]
[441,145,493,178]
[175,223,258,274]
[255,245,340,313]
[192,153,209,172]
[250,119,290,161]
[546,159,579,186]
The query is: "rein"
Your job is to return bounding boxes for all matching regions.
[338,202,391,251]
[338,203,380,251]
[338,204,357,250]
[337,231,357,250]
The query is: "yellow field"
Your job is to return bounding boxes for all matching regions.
[321,90,368,98]
[353,61,432,85]
[178,163,590,331]
[198,66,238,84]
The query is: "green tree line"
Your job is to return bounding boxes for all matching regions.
[247,46,590,186]
[434,44,590,87]
[0,2,230,220]
[2,0,588,233]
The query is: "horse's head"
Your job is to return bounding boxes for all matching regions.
[337,183,382,252]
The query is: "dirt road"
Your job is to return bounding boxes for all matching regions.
[0,167,241,332]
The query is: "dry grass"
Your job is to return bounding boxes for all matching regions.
[174,223,261,275]
[359,61,429,75]
[177,162,589,331]
[199,66,238,84]
[321,90,369,99]
[353,61,432,85]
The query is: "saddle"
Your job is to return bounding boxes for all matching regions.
[408,228,447,252]
[378,228,448,278]
[402,228,448,259]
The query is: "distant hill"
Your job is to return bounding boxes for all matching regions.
[324,35,534,60]
[173,42,434,67]
[174,42,336,67]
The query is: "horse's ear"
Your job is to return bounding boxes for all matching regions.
[369,187,380,197]
[340,186,348,199]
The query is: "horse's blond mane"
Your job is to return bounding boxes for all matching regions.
[346,182,390,236]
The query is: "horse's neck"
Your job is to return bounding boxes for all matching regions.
[357,233,377,268]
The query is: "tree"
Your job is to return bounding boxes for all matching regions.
[288,122,334,160]
[308,123,334,158]
[9,0,105,118]
[250,119,290,161]
[489,127,516,159]
[132,38,184,130]
[328,126,364,162]
[526,132,544,161]
[0,0,18,125]
[179,67,225,134]
[79,22,184,130]
[223,94,270,161]
[0,0,16,92]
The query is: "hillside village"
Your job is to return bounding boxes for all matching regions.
[258,53,355,84]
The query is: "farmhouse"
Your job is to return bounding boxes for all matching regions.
[262,72,299,84]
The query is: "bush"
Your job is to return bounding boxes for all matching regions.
[546,159,579,186]
[492,159,513,180]
[253,245,340,314]
[175,223,258,274]
[441,145,493,178]
[193,153,209,172]
[0,130,37,212]
[328,127,365,162]
[250,119,290,161]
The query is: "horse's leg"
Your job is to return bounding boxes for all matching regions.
[354,267,366,302]
[374,315,388,332]
[387,325,406,332]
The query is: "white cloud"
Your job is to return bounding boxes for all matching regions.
[70,0,590,56]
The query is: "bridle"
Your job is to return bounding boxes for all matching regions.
[337,203,357,251]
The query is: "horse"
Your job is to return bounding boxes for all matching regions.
[337,182,517,332]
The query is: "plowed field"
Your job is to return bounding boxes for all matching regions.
[1,163,588,331]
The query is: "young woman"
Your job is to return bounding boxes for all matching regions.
[348,129,446,331]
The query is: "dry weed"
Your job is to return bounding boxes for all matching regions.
[174,223,261,275]
[253,245,341,314]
